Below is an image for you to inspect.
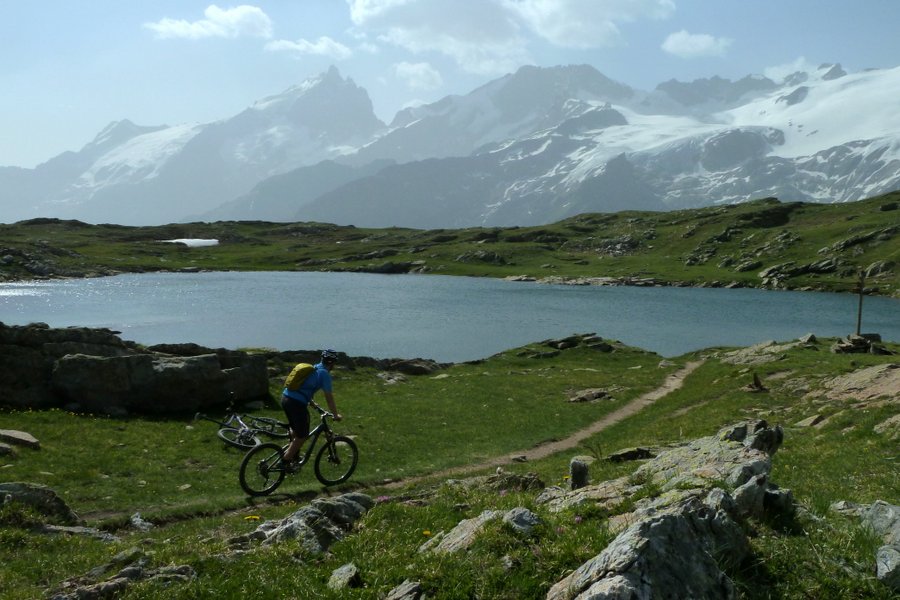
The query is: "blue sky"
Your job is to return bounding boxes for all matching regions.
[3,0,899,168]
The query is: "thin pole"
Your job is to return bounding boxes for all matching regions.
[856,270,865,336]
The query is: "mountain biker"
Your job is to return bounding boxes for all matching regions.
[281,349,342,470]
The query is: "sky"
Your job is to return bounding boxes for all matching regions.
[2,0,899,169]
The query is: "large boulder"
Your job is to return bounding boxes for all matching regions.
[51,351,268,415]
[831,500,900,591]
[0,322,137,409]
[0,322,269,415]
[229,492,374,555]
[547,496,748,600]
[542,421,791,599]
[0,482,81,525]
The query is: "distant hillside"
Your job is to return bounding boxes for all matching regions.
[0,194,897,296]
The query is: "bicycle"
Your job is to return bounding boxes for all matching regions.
[238,401,358,496]
[195,411,291,450]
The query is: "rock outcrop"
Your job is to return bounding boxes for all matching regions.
[229,492,374,555]
[49,548,195,600]
[537,420,791,599]
[0,322,269,415]
[0,482,81,525]
[831,500,900,591]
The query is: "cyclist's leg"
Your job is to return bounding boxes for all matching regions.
[280,395,310,462]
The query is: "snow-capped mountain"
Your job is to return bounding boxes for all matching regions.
[2,62,899,227]
[296,62,900,228]
[0,66,383,224]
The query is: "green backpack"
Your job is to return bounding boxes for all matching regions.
[284,363,315,391]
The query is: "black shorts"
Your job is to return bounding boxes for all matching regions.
[281,395,310,438]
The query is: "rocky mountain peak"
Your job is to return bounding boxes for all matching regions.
[249,66,384,140]
[85,119,167,153]
[655,74,778,108]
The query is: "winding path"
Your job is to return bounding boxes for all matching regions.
[383,359,705,489]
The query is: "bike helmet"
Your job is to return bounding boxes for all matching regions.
[321,348,339,362]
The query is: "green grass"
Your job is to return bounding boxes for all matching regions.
[1,337,898,598]
[2,193,898,295]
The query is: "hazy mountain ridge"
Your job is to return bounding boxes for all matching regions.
[2,62,899,227]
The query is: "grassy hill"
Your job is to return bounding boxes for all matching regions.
[1,335,898,598]
[1,193,898,295]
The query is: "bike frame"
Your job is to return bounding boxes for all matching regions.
[285,401,336,466]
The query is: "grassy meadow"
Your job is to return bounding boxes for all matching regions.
[1,336,898,599]
[1,192,898,597]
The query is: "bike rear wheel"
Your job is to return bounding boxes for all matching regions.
[218,427,261,450]
[239,443,286,496]
[314,435,358,486]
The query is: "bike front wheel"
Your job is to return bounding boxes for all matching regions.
[218,427,261,450]
[314,435,358,486]
[239,443,286,496]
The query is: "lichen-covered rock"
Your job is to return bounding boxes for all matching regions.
[0,482,80,525]
[420,510,503,554]
[832,500,900,591]
[547,497,748,600]
[229,493,373,555]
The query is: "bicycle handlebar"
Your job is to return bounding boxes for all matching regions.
[309,400,334,420]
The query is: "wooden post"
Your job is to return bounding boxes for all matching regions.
[856,270,865,336]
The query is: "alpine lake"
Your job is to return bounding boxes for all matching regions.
[2,271,897,362]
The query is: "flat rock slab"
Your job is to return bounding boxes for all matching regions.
[0,429,40,449]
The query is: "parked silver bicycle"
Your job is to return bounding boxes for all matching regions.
[195,411,291,450]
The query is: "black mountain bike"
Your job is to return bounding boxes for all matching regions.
[195,411,291,450]
[238,401,358,496]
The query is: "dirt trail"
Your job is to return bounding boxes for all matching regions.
[383,359,705,489]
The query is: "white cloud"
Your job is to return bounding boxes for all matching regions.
[347,0,414,25]
[661,30,732,58]
[266,36,353,60]
[505,0,675,48]
[393,61,444,90]
[347,0,529,75]
[345,0,676,75]
[144,4,273,40]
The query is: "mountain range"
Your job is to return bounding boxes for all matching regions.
[2,62,899,228]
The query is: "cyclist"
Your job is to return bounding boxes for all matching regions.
[281,349,343,470]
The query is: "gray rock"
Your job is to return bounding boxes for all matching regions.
[830,500,900,591]
[570,457,590,489]
[1,322,269,414]
[547,498,748,600]
[865,260,895,278]
[233,492,373,555]
[0,429,40,449]
[385,579,423,600]
[420,510,502,554]
[328,563,362,590]
[0,482,80,525]
[876,545,900,590]
[606,447,655,462]
[39,524,120,542]
[129,512,154,532]
[861,501,900,546]
[503,507,541,536]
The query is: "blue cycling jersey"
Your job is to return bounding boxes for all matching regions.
[282,362,332,404]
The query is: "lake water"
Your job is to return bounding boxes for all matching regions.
[1,271,898,362]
